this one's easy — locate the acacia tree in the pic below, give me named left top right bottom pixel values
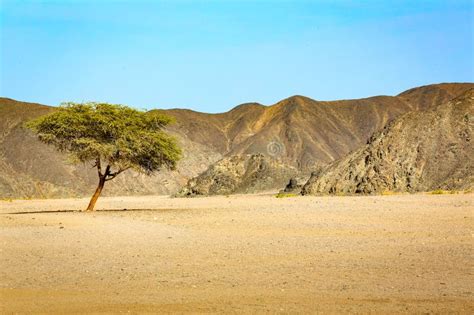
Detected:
left=27, top=102, right=181, bottom=211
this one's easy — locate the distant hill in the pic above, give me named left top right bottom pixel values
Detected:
left=162, top=83, right=473, bottom=169
left=302, top=88, right=474, bottom=195
left=0, top=82, right=472, bottom=198
left=174, top=83, right=474, bottom=195
left=178, top=154, right=299, bottom=196
left=0, top=98, right=221, bottom=198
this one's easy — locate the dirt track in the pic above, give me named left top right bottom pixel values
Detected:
left=1, top=193, right=473, bottom=314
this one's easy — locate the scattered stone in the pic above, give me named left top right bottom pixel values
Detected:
left=280, top=177, right=304, bottom=194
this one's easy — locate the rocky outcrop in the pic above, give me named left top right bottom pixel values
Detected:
left=178, top=154, right=298, bottom=196
left=0, top=98, right=221, bottom=198
left=302, top=89, right=474, bottom=195
left=1, top=83, right=473, bottom=198
left=283, top=178, right=301, bottom=193
left=279, top=176, right=313, bottom=195
left=162, top=83, right=474, bottom=172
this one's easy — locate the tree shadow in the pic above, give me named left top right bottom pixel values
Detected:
left=5, top=208, right=186, bottom=215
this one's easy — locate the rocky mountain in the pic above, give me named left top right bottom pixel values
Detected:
left=0, top=82, right=472, bottom=198
left=302, top=89, right=474, bottom=195
left=175, top=83, right=474, bottom=195
left=178, top=154, right=298, bottom=196
left=164, top=83, right=473, bottom=170
left=0, top=98, right=220, bottom=198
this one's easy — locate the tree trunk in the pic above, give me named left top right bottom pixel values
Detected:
left=86, top=176, right=106, bottom=211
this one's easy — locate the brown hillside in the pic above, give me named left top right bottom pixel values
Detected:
left=302, top=89, right=474, bottom=195
left=0, top=99, right=220, bottom=198
left=397, top=82, right=474, bottom=110
left=178, top=154, right=298, bottom=196
left=164, top=83, right=474, bottom=172
left=0, top=82, right=472, bottom=198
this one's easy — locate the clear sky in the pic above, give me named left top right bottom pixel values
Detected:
left=1, top=0, right=473, bottom=113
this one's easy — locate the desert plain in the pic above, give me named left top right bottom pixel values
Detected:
left=1, top=193, right=473, bottom=314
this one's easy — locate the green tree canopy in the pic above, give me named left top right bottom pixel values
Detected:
left=27, top=102, right=181, bottom=211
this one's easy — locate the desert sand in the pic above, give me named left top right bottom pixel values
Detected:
left=1, top=193, right=473, bottom=314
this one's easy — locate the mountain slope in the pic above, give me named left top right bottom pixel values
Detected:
left=0, top=98, right=221, bottom=198
left=178, top=154, right=298, bottom=196
left=0, top=82, right=472, bottom=198
left=302, top=89, right=474, bottom=195
left=164, top=83, right=474, bottom=171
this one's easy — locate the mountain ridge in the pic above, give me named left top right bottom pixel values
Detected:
left=302, top=88, right=474, bottom=195
left=1, top=82, right=473, bottom=198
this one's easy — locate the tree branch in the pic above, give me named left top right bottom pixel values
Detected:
left=105, top=166, right=130, bottom=181
left=95, top=157, right=103, bottom=177
left=104, top=165, right=111, bottom=177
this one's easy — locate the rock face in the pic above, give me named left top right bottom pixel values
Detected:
left=178, top=154, right=298, bottom=196
left=1, top=82, right=473, bottom=198
left=284, top=178, right=300, bottom=192
left=164, top=83, right=474, bottom=171
left=0, top=98, right=221, bottom=198
left=302, top=89, right=474, bottom=195
left=279, top=176, right=311, bottom=195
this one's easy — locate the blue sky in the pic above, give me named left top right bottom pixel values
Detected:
left=1, top=0, right=473, bottom=112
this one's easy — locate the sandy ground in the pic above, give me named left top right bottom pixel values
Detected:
left=0, top=193, right=473, bottom=314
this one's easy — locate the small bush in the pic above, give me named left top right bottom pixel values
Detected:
left=275, top=193, right=298, bottom=198
left=430, top=189, right=446, bottom=195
